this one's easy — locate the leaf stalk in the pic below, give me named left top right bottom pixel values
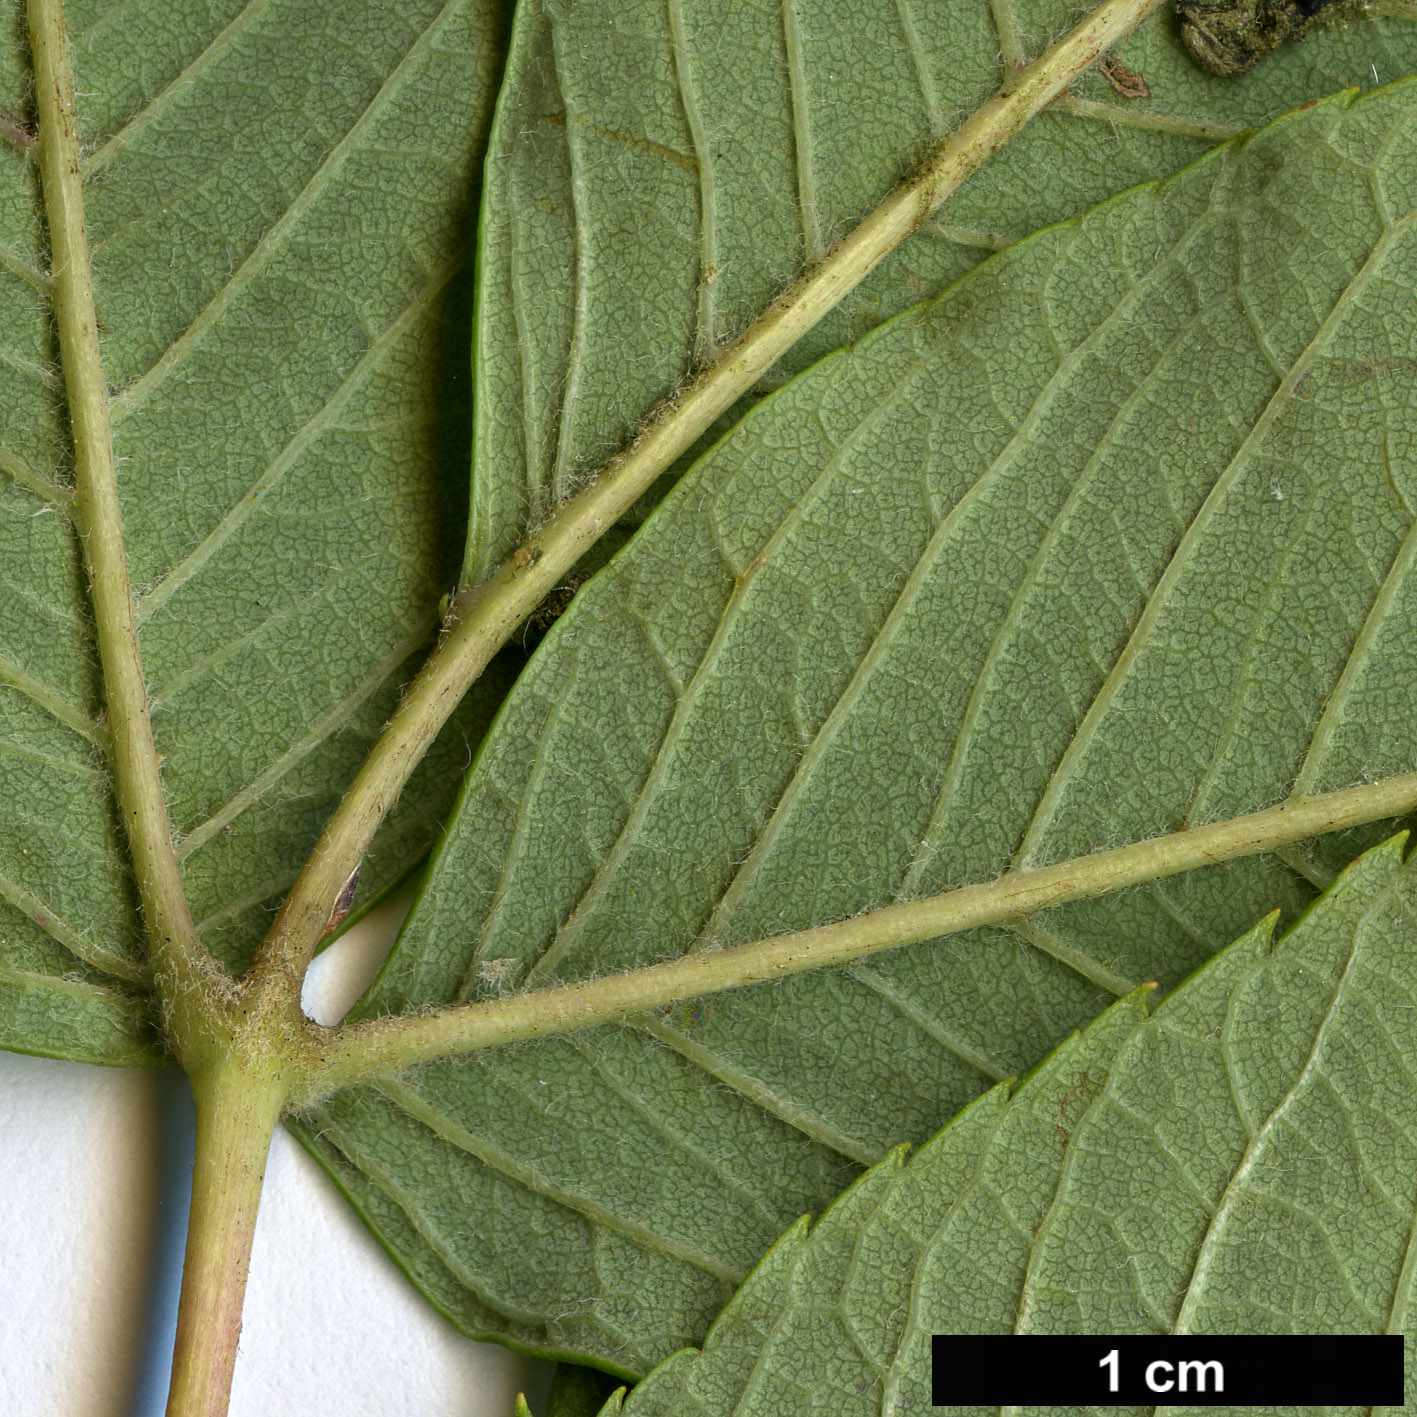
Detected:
left=164, top=1055, right=287, bottom=1417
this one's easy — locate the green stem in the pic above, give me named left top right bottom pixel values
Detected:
left=27, top=0, right=230, bottom=1042
left=165, top=1058, right=287, bottom=1417
left=309, top=772, right=1417, bottom=1092
left=248, top=0, right=1166, bottom=1010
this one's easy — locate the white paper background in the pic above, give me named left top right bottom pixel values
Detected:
left=0, top=895, right=552, bottom=1416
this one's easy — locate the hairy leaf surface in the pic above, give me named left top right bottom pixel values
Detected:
left=295, top=84, right=1417, bottom=1374
left=0, top=0, right=513, bottom=1059
left=467, top=0, right=1417, bottom=577
left=601, top=834, right=1417, bottom=1414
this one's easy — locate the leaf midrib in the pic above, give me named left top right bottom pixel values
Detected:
left=488, top=0, right=1258, bottom=543
left=329, top=774, right=1417, bottom=1089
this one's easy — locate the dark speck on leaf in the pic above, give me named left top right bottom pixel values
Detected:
left=524, top=575, right=586, bottom=645
left=1178, top=0, right=1350, bottom=75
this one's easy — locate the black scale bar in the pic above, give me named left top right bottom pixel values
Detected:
left=932, top=1334, right=1404, bottom=1407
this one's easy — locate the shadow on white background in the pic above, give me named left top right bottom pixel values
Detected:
left=0, top=890, right=552, bottom=1416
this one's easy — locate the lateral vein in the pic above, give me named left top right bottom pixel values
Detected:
left=522, top=353, right=931, bottom=990
left=1293, top=501, right=1417, bottom=796
left=639, top=1015, right=884, bottom=1167
left=0, top=652, right=102, bottom=742
left=375, top=1076, right=747, bottom=1286
left=136, top=257, right=459, bottom=623
left=0, top=444, right=72, bottom=505
left=175, top=617, right=435, bottom=859
left=667, top=0, right=721, bottom=357
left=781, top=0, right=824, bottom=259
left=107, top=0, right=462, bottom=424
left=80, top=0, right=276, bottom=178
left=0, top=867, right=149, bottom=984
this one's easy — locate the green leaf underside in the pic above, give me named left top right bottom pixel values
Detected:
left=293, top=84, right=1417, bottom=1374
left=0, top=0, right=515, bottom=1056
left=466, top=0, right=1417, bottom=580
left=599, top=834, right=1417, bottom=1416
